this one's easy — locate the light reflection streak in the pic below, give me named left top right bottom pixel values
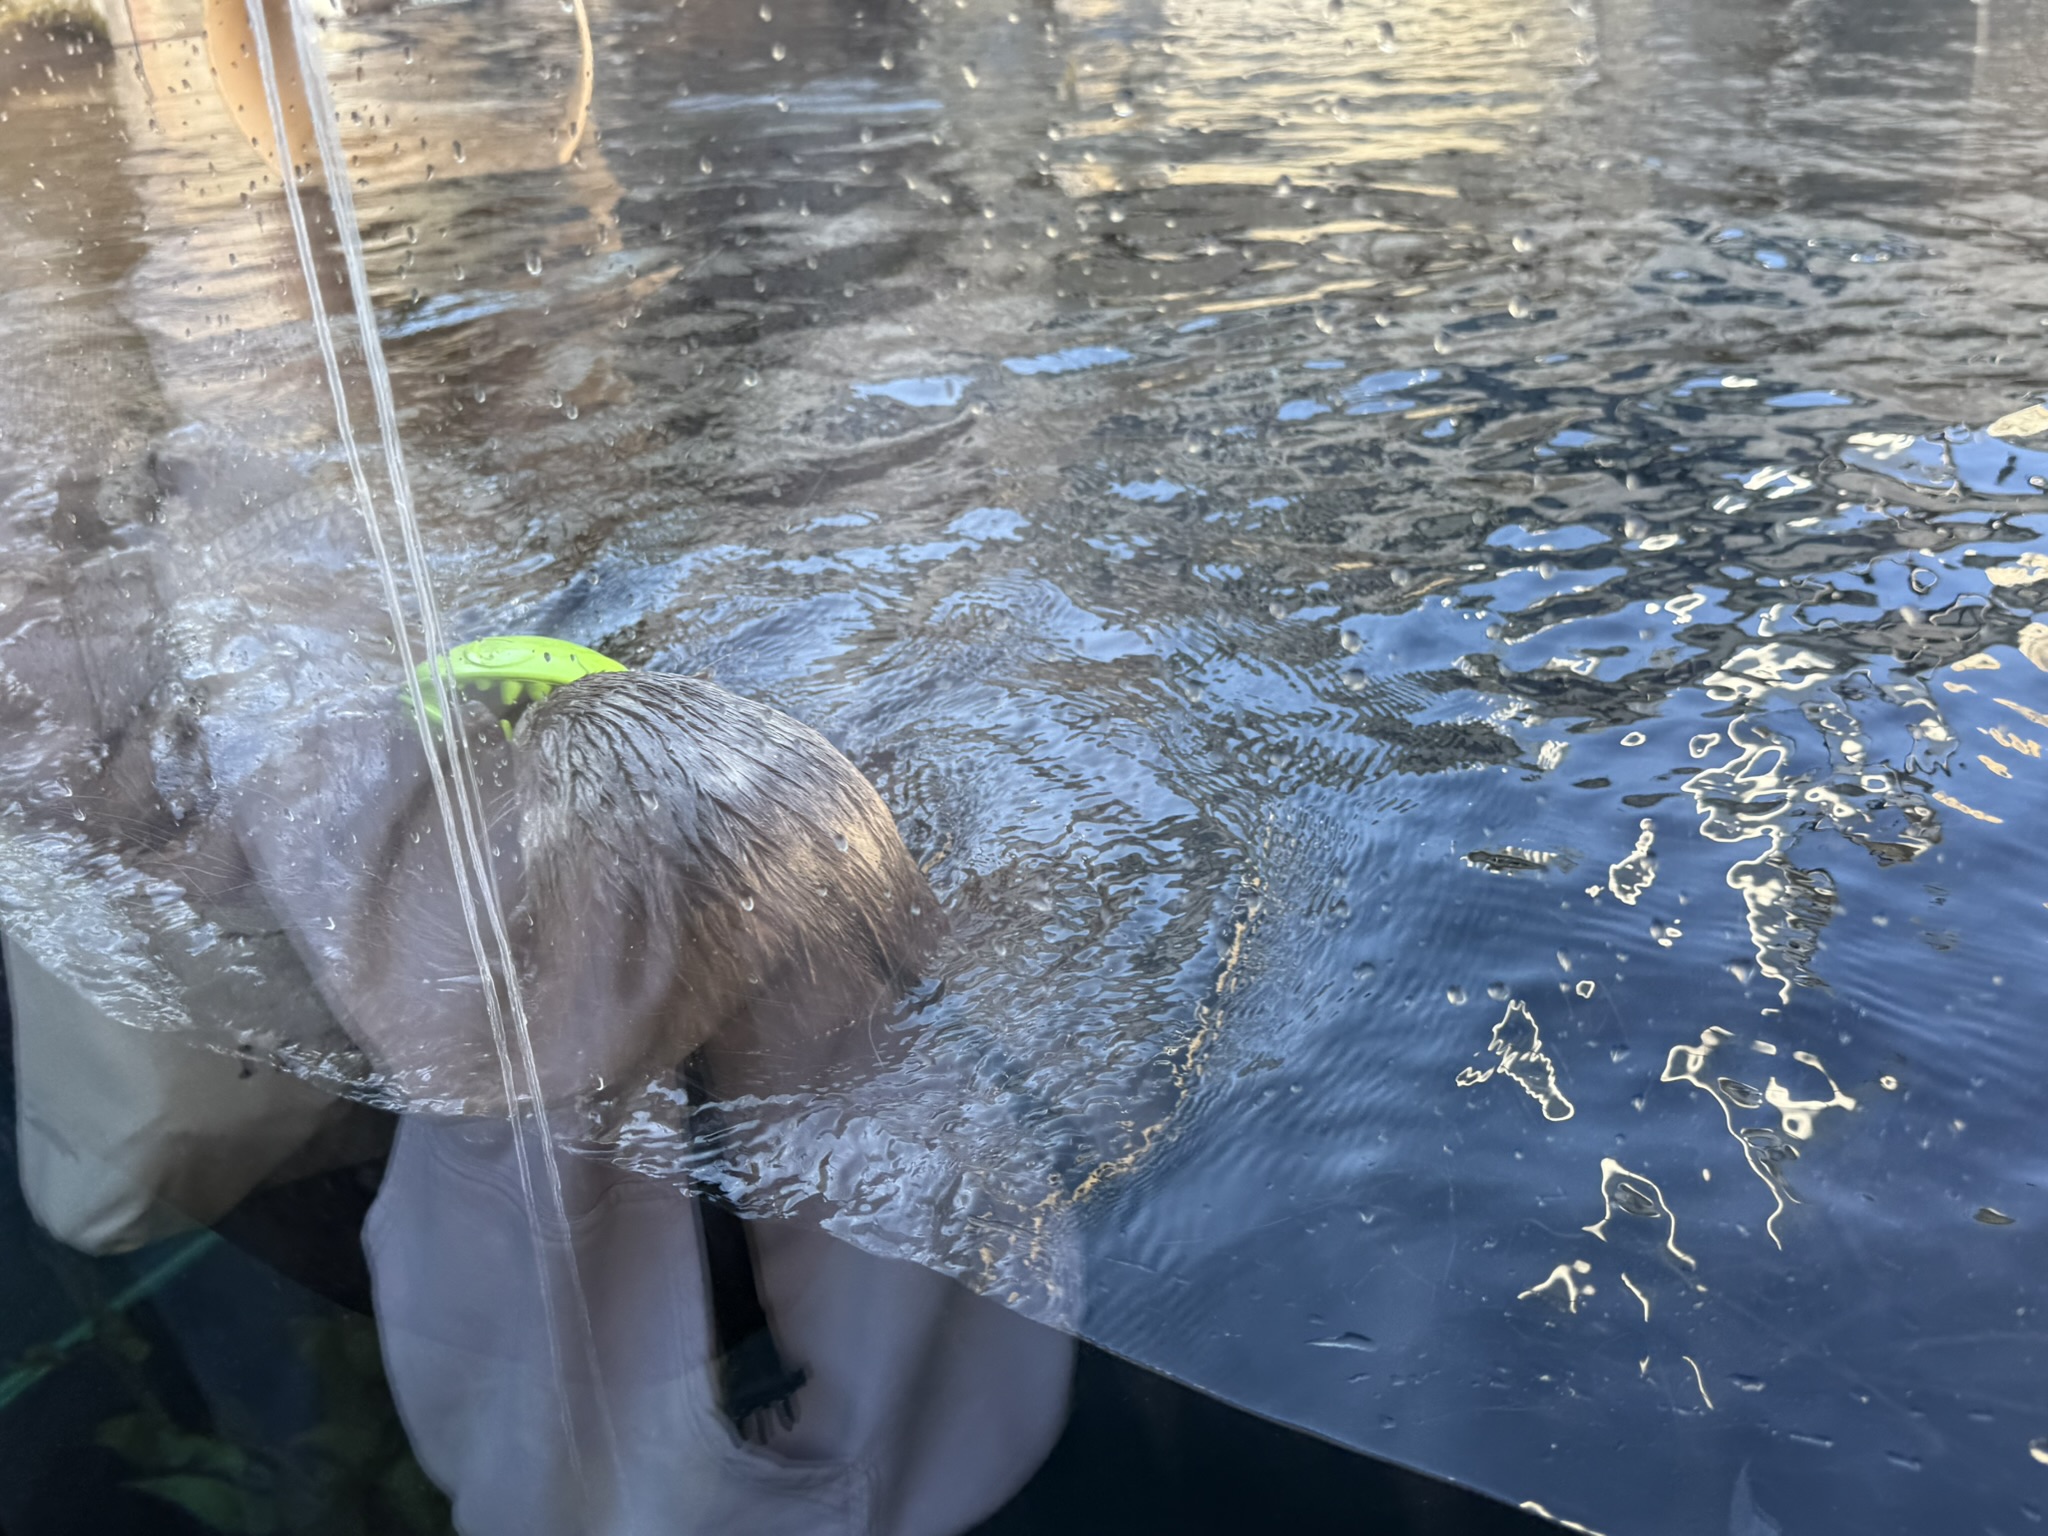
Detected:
left=1582, top=1157, right=1696, bottom=1269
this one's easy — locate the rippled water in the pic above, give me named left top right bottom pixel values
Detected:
left=5, top=0, right=2048, bottom=1530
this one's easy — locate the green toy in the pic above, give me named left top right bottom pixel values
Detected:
left=411, top=635, right=626, bottom=738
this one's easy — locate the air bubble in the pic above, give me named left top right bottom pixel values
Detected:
left=739, top=895, right=755, bottom=912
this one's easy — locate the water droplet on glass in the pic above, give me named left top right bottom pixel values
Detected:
left=879, top=48, right=895, bottom=68
left=1446, top=985, right=1467, bottom=1005
left=1339, top=629, right=1364, bottom=654
left=1487, top=981, right=1509, bottom=1001
left=1376, top=19, right=1396, bottom=50
left=547, top=388, right=564, bottom=409
left=742, top=368, right=761, bottom=387
left=739, top=895, right=755, bottom=912
left=1353, top=961, right=1377, bottom=981
left=771, top=41, right=786, bottom=60
left=2029, top=1437, right=2048, bottom=1464
left=833, top=832, right=849, bottom=852
left=451, top=139, right=466, bottom=163
left=1273, top=174, right=1294, bottom=197
left=1509, top=21, right=1528, bottom=44
left=525, top=250, right=544, bottom=276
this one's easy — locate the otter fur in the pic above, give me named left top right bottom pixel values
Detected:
left=217, top=665, right=938, bottom=1117
left=509, top=669, right=944, bottom=1103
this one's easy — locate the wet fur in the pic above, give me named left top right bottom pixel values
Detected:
left=510, top=670, right=942, bottom=1098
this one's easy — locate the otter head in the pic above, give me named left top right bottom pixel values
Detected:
left=508, top=670, right=943, bottom=1104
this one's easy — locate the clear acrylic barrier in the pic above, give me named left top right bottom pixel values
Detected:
left=3, top=0, right=2047, bottom=1530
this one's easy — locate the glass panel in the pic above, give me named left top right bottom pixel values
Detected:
left=5, top=0, right=2046, bottom=1531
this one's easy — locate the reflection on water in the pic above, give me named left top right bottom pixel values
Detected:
left=4, top=0, right=2048, bottom=1529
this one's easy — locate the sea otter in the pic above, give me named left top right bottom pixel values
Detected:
left=343, top=662, right=1072, bottom=1536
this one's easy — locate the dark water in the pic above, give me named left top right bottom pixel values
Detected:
left=4, top=0, right=2048, bottom=1531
